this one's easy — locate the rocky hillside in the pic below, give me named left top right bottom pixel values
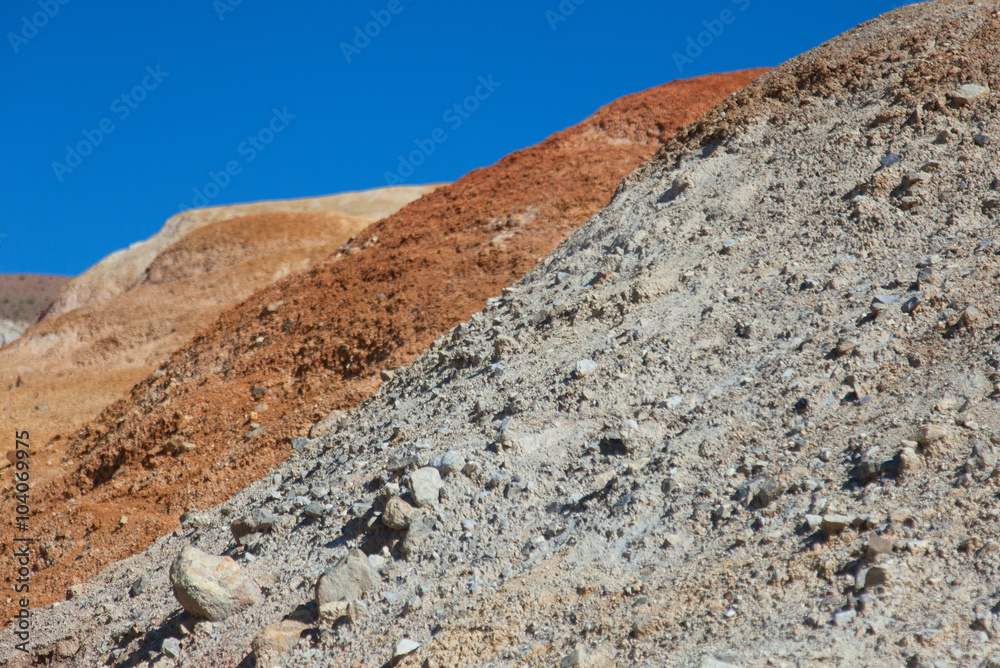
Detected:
left=0, top=274, right=70, bottom=344
left=4, top=1, right=998, bottom=665
left=39, top=189, right=437, bottom=321
left=0, top=70, right=766, bottom=626
left=0, top=187, right=438, bottom=480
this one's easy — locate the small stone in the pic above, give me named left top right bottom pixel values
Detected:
left=400, top=517, right=435, bottom=557
left=751, top=476, right=787, bottom=509
left=834, top=338, right=856, bottom=357
left=575, top=359, right=598, bottom=378
left=161, top=638, right=182, bottom=659
left=231, top=508, right=278, bottom=542
left=54, top=639, right=80, bottom=658
left=129, top=574, right=151, bottom=598
left=804, top=514, right=823, bottom=531
left=319, top=600, right=366, bottom=626
left=380, top=369, right=395, bottom=382
left=697, top=658, right=736, bottom=668
left=864, top=565, right=893, bottom=588
left=308, top=411, right=345, bottom=439
left=291, top=437, right=310, bottom=452
left=949, top=83, right=989, bottom=106
left=315, top=549, right=381, bottom=607
left=974, top=134, right=992, bottom=146
left=302, top=502, right=326, bottom=519
left=392, top=638, right=421, bottom=665
left=902, top=295, right=923, bottom=314
left=382, top=496, right=419, bottom=531
left=880, top=154, right=901, bottom=166
left=169, top=547, right=262, bottom=621
left=252, top=620, right=308, bottom=668
left=916, top=424, right=949, bottom=446
left=428, top=451, right=465, bottom=476
left=917, top=267, right=939, bottom=286
left=721, top=239, right=740, bottom=255
left=833, top=609, right=856, bottom=626
left=960, top=307, right=981, bottom=328
left=409, top=467, right=443, bottom=508
left=560, top=647, right=588, bottom=667
left=865, top=536, right=894, bottom=560
left=899, top=446, right=922, bottom=473
left=821, top=514, right=853, bottom=535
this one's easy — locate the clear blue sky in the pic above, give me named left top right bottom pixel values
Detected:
left=1, top=0, right=907, bottom=276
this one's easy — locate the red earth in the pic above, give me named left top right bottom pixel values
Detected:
left=0, top=70, right=767, bottom=619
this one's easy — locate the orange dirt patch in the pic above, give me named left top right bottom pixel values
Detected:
left=0, top=70, right=767, bottom=618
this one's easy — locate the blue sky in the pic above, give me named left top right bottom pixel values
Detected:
left=2, top=0, right=908, bottom=276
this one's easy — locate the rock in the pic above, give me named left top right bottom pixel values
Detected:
left=315, top=548, right=380, bottom=607
left=560, top=647, right=588, bottom=667
left=308, top=410, right=345, bottom=439
left=862, top=565, right=892, bottom=588
left=319, top=600, right=366, bottom=626
left=575, top=359, right=598, bottom=378
left=54, top=638, right=80, bottom=658
left=902, top=295, right=923, bottom=314
left=161, top=637, right=182, bottom=659
left=169, top=547, right=262, bottom=621
left=382, top=496, right=419, bottom=531
left=380, top=369, right=395, bottom=382
left=899, top=446, right=922, bottom=473
left=291, top=436, right=310, bottom=452
left=804, top=514, right=823, bottom=531
left=231, top=508, right=278, bottom=542
left=400, top=517, right=435, bottom=557
left=949, top=83, right=989, bottom=106
left=302, top=502, right=326, bottom=519
left=865, top=536, right=894, bottom=560
left=392, top=638, right=421, bottom=665
left=721, top=239, right=740, bottom=255
left=821, top=514, right=853, bottom=535
left=409, top=467, right=443, bottom=508
left=750, top=476, right=787, bottom=509
left=252, top=620, right=309, bottom=667
left=916, top=424, right=948, bottom=448
left=428, top=451, right=465, bottom=476
left=833, top=609, right=856, bottom=626
left=960, top=307, right=981, bottom=328
left=129, top=574, right=151, bottom=598
left=834, top=338, right=856, bottom=357
left=66, top=584, right=85, bottom=600
left=697, top=658, right=736, bottom=668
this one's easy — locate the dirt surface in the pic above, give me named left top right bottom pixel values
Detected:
left=4, top=2, right=999, bottom=666
left=0, top=70, right=765, bottom=627
left=0, top=188, right=438, bottom=459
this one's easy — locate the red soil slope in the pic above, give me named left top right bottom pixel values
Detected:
left=0, top=70, right=767, bottom=617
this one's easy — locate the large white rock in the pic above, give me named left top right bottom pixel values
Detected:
left=169, top=546, right=262, bottom=621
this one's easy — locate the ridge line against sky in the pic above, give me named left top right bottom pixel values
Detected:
left=2, top=0, right=909, bottom=275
